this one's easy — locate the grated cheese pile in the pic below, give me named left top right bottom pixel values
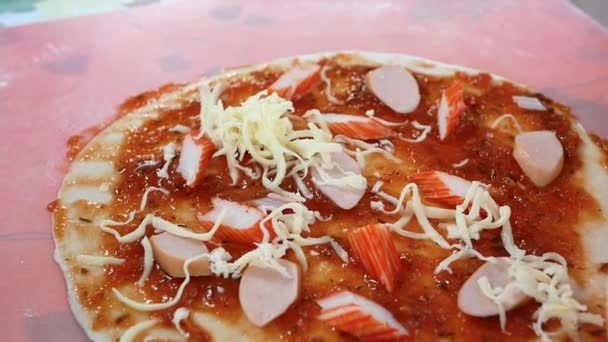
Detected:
left=198, top=85, right=343, bottom=201
left=370, top=181, right=603, bottom=340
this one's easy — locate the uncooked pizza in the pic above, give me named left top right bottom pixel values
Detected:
left=52, top=52, right=608, bottom=341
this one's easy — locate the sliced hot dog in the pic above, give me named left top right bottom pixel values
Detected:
left=239, top=259, right=301, bottom=327
left=311, top=151, right=367, bottom=210
left=513, top=130, right=564, bottom=187
left=458, top=257, right=528, bottom=317
left=365, top=65, right=420, bottom=114
left=149, top=232, right=211, bottom=278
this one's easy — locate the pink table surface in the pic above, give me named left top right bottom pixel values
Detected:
left=1, top=0, right=607, bottom=340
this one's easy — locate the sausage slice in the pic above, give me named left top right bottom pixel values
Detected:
left=149, top=232, right=211, bottom=278
left=458, top=257, right=528, bottom=317
left=311, top=151, right=366, bottom=209
left=513, top=130, right=564, bottom=187
left=365, top=65, right=421, bottom=114
left=239, top=259, right=301, bottom=327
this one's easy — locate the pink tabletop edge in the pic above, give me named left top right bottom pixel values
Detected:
left=0, top=0, right=607, bottom=340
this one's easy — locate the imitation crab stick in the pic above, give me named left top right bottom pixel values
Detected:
left=149, top=232, right=211, bottom=278
left=239, top=259, right=301, bottom=327
left=513, top=130, right=564, bottom=187
left=268, top=65, right=321, bottom=100
left=365, top=65, right=421, bottom=114
left=313, top=113, right=396, bottom=140
left=176, top=131, right=216, bottom=187
left=437, top=80, right=467, bottom=140
left=348, top=224, right=403, bottom=292
left=197, top=198, right=273, bottom=245
left=316, top=290, right=410, bottom=341
left=411, top=170, right=472, bottom=207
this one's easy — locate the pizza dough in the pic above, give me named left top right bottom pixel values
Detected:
left=52, top=52, right=608, bottom=341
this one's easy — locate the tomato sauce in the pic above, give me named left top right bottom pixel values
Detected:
left=74, top=60, right=605, bottom=341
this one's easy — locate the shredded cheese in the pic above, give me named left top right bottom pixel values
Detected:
left=168, top=124, right=191, bottom=134
left=137, top=236, right=153, bottom=286
left=114, top=254, right=210, bottom=311
left=208, top=202, right=349, bottom=276
left=139, top=186, right=169, bottom=211
left=364, top=109, right=407, bottom=127
left=135, top=159, right=159, bottom=170
left=370, top=180, right=603, bottom=339
left=333, top=134, right=400, bottom=168
left=452, top=158, right=469, bottom=168
left=293, top=173, right=313, bottom=199
left=398, top=120, right=431, bottom=143
left=76, top=255, right=125, bottom=266
left=156, top=142, right=177, bottom=179
left=490, top=113, right=522, bottom=133
left=479, top=253, right=603, bottom=341
left=198, top=85, right=342, bottom=201
left=172, top=307, right=190, bottom=336
left=320, top=65, right=344, bottom=104
left=119, top=319, right=157, bottom=342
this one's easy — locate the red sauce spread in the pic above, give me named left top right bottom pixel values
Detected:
left=66, top=60, right=604, bottom=340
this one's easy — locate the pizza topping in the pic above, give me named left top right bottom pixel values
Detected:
left=176, top=132, right=215, bottom=187
left=452, top=158, right=469, bottom=168
left=239, top=259, right=301, bottom=327
left=252, top=193, right=293, bottom=211
left=139, top=186, right=169, bottom=211
left=156, top=142, right=177, bottom=179
left=316, top=290, right=409, bottom=340
left=347, top=224, right=403, bottom=292
left=411, top=170, right=472, bottom=206
left=320, top=65, right=344, bottom=105
left=372, top=180, right=604, bottom=339
left=197, top=198, right=272, bottom=245
left=311, top=113, right=396, bottom=140
left=513, top=130, right=564, bottom=187
left=398, top=120, right=432, bottom=143
left=168, top=124, right=191, bottom=134
left=293, top=172, right=314, bottom=199
left=513, top=95, right=547, bottom=111
left=149, top=232, right=211, bottom=278
left=199, top=85, right=342, bottom=201
left=333, top=134, right=400, bottom=168
left=365, top=65, right=420, bottom=114
left=135, top=159, right=159, bottom=170
left=482, top=254, right=604, bottom=339
left=268, top=65, right=320, bottom=100
left=304, top=109, right=400, bottom=168
left=172, top=307, right=190, bottom=336
left=119, top=320, right=157, bottom=342
left=458, top=257, right=529, bottom=318
left=437, top=80, right=467, bottom=140
left=76, top=255, right=125, bottom=266
left=136, top=236, right=154, bottom=286
left=490, top=113, right=522, bottom=133
left=311, top=151, right=367, bottom=209
left=364, top=109, right=408, bottom=127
